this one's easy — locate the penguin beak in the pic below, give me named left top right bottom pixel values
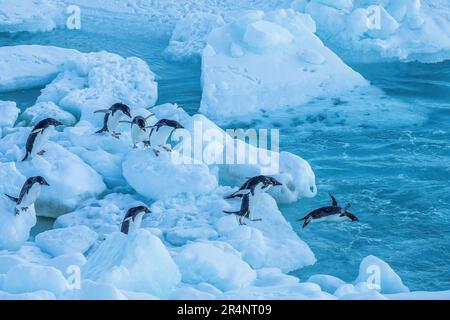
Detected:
left=54, top=120, right=63, bottom=127
left=42, top=180, right=50, bottom=186
left=144, top=208, right=151, bottom=214
left=125, top=110, right=132, bottom=118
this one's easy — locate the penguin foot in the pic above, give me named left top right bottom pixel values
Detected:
left=161, top=146, right=172, bottom=152
left=143, top=141, right=150, bottom=148
left=153, top=149, right=160, bottom=157
left=14, top=208, right=20, bottom=216
left=133, top=144, right=137, bottom=149
left=21, top=207, right=29, bottom=212
left=112, top=132, right=121, bottom=139
left=37, top=150, right=46, bottom=156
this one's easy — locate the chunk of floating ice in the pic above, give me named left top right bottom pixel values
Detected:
left=83, top=229, right=181, bottom=298
left=307, top=274, right=346, bottom=294
left=0, top=0, right=65, bottom=34
left=35, top=225, right=98, bottom=257
left=0, top=101, right=20, bottom=135
left=20, top=101, right=77, bottom=127
left=354, top=255, right=409, bottom=294
left=200, top=9, right=367, bottom=120
left=174, top=241, right=257, bottom=291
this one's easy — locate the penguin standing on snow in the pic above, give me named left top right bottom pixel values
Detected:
left=223, top=175, right=283, bottom=225
left=224, top=175, right=282, bottom=199
left=22, top=118, right=63, bottom=161
left=4, top=176, right=50, bottom=215
left=120, top=114, right=155, bottom=148
left=94, top=103, right=132, bottom=138
left=147, top=119, right=184, bottom=156
left=297, top=193, right=358, bottom=228
left=120, top=206, right=151, bottom=235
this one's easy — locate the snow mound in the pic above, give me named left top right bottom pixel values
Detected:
left=354, top=255, right=409, bottom=294
left=294, top=0, right=450, bottom=62
left=3, top=264, right=67, bottom=297
left=35, top=225, right=98, bottom=256
left=174, top=241, right=257, bottom=291
left=123, top=149, right=218, bottom=200
left=0, top=163, right=37, bottom=251
left=83, top=229, right=181, bottom=298
left=164, top=12, right=225, bottom=61
left=0, top=101, right=19, bottom=137
left=199, top=8, right=368, bottom=121
left=307, top=274, right=346, bottom=294
left=17, top=142, right=106, bottom=217
left=0, top=0, right=65, bottom=34
left=20, top=101, right=77, bottom=127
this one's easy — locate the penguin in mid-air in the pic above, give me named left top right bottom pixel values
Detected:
left=120, top=206, right=151, bottom=235
left=297, top=193, right=358, bottom=228
left=224, top=175, right=282, bottom=199
left=22, top=118, right=63, bottom=161
left=223, top=175, right=282, bottom=225
left=120, top=114, right=155, bottom=148
left=223, top=193, right=262, bottom=225
left=147, top=119, right=184, bottom=156
left=94, top=103, right=132, bottom=138
left=4, top=176, right=50, bottom=215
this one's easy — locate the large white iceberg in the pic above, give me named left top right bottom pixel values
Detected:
left=0, top=0, right=65, bottom=34
left=199, top=9, right=368, bottom=121
left=293, top=0, right=450, bottom=62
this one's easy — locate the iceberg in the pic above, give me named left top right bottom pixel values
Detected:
left=199, top=9, right=368, bottom=121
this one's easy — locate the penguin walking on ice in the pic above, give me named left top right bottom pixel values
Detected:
left=224, top=175, right=282, bottom=199
left=147, top=119, right=184, bottom=156
left=223, top=175, right=283, bottom=225
left=4, top=176, right=50, bottom=215
left=120, top=206, right=151, bottom=235
left=297, top=193, right=358, bottom=228
left=22, top=118, right=63, bottom=161
left=120, top=114, right=155, bottom=148
left=94, top=103, right=132, bottom=138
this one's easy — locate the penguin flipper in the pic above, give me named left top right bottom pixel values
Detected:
left=95, top=127, right=109, bottom=134
left=302, top=216, right=312, bottom=228
left=94, top=109, right=111, bottom=114
left=4, top=194, right=19, bottom=204
left=329, top=193, right=338, bottom=206
left=21, top=152, right=30, bottom=162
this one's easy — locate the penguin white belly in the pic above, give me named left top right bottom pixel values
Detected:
left=19, top=184, right=41, bottom=207
left=150, top=126, right=173, bottom=147
left=109, top=112, right=124, bottom=132
left=131, top=126, right=148, bottom=145
left=129, top=212, right=145, bottom=234
left=315, top=215, right=347, bottom=223
left=253, top=182, right=266, bottom=195
left=31, top=128, right=52, bottom=155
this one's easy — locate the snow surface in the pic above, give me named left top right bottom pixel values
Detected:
left=199, top=9, right=368, bottom=121
left=0, top=0, right=65, bottom=34
left=293, top=0, right=450, bottom=62
left=0, top=101, right=19, bottom=138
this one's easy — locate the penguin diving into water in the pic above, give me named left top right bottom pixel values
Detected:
left=94, top=103, right=132, bottom=138
left=224, top=175, right=283, bottom=199
left=297, top=193, right=358, bottom=228
left=22, top=118, right=63, bottom=161
left=120, top=206, right=151, bottom=235
left=223, top=175, right=283, bottom=225
left=120, top=114, right=155, bottom=148
left=4, top=176, right=50, bottom=216
left=147, top=119, right=184, bottom=156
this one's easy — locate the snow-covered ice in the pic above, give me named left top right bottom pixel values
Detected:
left=199, top=9, right=368, bottom=120
left=0, top=0, right=65, bottom=34
left=293, top=0, right=450, bottom=62
left=0, top=101, right=19, bottom=138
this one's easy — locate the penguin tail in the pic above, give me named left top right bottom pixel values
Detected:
left=297, top=216, right=307, bottom=221
left=93, top=109, right=111, bottom=114
left=4, top=194, right=19, bottom=204
left=223, top=193, right=243, bottom=200
left=21, top=152, right=29, bottom=162
left=223, top=210, right=239, bottom=215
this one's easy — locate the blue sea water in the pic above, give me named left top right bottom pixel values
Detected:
left=1, top=12, right=449, bottom=291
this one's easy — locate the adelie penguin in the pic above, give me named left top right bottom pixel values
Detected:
left=147, top=119, right=184, bottom=156
left=120, top=114, right=155, bottom=148
left=94, top=103, right=132, bottom=138
left=120, top=206, right=151, bottom=235
left=223, top=175, right=282, bottom=225
left=4, top=176, right=50, bottom=216
left=22, top=118, right=63, bottom=161
left=224, top=175, right=282, bottom=199
left=297, top=193, right=358, bottom=228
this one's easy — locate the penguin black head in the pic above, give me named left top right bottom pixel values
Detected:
left=38, top=118, right=63, bottom=129
left=131, top=205, right=151, bottom=215
left=29, top=176, right=50, bottom=186
left=266, top=176, right=282, bottom=186
left=133, top=116, right=147, bottom=130
left=112, top=103, right=132, bottom=118
left=340, top=203, right=358, bottom=221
